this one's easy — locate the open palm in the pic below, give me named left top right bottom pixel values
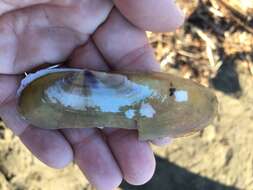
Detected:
left=0, top=1, right=184, bottom=189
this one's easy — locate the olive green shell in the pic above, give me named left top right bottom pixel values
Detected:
left=18, top=68, right=218, bottom=140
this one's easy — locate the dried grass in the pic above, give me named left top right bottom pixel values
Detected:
left=148, top=0, right=253, bottom=88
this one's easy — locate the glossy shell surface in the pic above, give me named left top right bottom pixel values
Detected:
left=18, top=68, right=218, bottom=140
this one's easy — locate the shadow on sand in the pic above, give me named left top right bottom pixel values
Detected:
left=120, top=155, right=238, bottom=190
left=181, top=0, right=249, bottom=97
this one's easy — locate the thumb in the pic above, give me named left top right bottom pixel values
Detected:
left=113, top=0, right=184, bottom=32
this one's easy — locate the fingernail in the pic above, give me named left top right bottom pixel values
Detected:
left=151, top=137, right=173, bottom=146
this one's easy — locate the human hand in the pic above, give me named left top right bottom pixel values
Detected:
left=0, top=1, right=184, bottom=189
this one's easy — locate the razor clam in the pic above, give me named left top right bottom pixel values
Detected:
left=17, top=68, right=218, bottom=140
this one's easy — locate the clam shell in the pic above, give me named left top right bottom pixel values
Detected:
left=17, top=68, right=218, bottom=140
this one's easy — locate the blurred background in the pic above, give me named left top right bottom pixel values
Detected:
left=0, top=0, right=252, bottom=189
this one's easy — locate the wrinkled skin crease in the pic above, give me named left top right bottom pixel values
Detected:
left=0, top=1, right=185, bottom=189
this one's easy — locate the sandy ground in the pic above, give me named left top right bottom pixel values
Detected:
left=0, top=0, right=253, bottom=190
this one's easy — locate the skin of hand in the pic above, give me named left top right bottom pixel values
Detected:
left=0, top=1, right=184, bottom=189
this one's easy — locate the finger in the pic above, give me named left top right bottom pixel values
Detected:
left=62, top=128, right=122, bottom=190
left=68, top=40, right=109, bottom=71
left=67, top=44, right=122, bottom=189
left=93, top=9, right=160, bottom=72
left=20, top=126, right=73, bottom=168
left=151, top=137, right=173, bottom=146
left=94, top=10, right=157, bottom=184
left=0, top=76, right=73, bottom=168
left=113, top=0, right=184, bottom=32
left=104, top=129, right=155, bottom=185
left=0, top=0, right=112, bottom=74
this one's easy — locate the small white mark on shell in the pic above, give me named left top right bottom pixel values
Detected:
left=174, top=90, right=188, bottom=102
left=161, top=95, right=168, bottom=103
left=46, top=83, right=87, bottom=110
left=139, top=103, right=156, bottom=118
left=125, top=109, right=135, bottom=119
